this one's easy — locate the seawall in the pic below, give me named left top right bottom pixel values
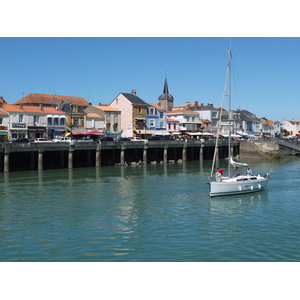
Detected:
left=240, top=140, right=282, bottom=159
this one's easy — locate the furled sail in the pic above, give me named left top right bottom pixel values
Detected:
left=230, top=157, right=249, bottom=168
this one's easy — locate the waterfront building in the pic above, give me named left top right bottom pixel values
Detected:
left=273, top=121, right=284, bottom=138
left=166, top=118, right=180, bottom=134
left=158, top=77, right=174, bottom=112
left=280, top=120, right=300, bottom=137
left=0, top=99, right=9, bottom=141
left=146, top=103, right=169, bottom=135
left=230, top=109, right=261, bottom=137
left=14, top=93, right=90, bottom=138
left=0, top=98, right=66, bottom=139
left=166, top=109, right=202, bottom=133
left=58, top=103, right=86, bottom=136
left=173, top=102, right=220, bottom=133
left=84, top=105, right=121, bottom=139
left=110, top=90, right=148, bottom=137
left=259, top=118, right=276, bottom=138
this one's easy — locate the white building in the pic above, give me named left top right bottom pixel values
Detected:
left=166, top=109, right=201, bottom=132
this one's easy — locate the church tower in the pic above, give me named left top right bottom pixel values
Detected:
left=158, top=77, right=174, bottom=112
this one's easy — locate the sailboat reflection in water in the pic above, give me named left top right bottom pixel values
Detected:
left=208, top=47, right=271, bottom=197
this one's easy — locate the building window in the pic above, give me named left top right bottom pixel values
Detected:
left=19, top=114, right=24, bottom=122
left=47, top=117, right=52, bottom=126
left=73, top=117, right=79, bottom=127
left=160, top=121, right=164, bottom=129
left=114, top=113, right=118, bottom=123
left=150, top=119, right=155, bottom=127
left=105, top=112, right=110, bottom=122
left=160, top=112, right=164, bottom=118
left=149, top=107, right=155, bottom=115
left=212, top=111, right=218, bottom=118
left=54, top=118, right=59, bottom=126
left=34, top=116, right=39, bottom=125
left=60, top=118, right=65, bottom=126
left=0, top=118, right=2, bottom=125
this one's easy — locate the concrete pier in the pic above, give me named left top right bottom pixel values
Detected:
left=0, top=139, right=240, bottom=172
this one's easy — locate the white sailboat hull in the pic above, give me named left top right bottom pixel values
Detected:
left=209, top=175, right=269, bottom=197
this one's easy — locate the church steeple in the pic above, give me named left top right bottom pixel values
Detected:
left=158, top=76, right=174, bottom=112
left=163, top=77, right=169, bottom=95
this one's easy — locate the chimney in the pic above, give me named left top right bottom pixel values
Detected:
left=40, top=104, right=44, bottom=111
left=19, top=104, right=23, bottom=110
left=200, top=103, right=204, bottom=110
left=131, top=89, right=136, bottom=95
left=194, top=101, right=198, bottom=110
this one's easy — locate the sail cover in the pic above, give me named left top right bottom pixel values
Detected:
left=230, top=157, right=249, bottom=168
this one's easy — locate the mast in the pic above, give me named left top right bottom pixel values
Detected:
left=227, top=47, right=232, bottom=177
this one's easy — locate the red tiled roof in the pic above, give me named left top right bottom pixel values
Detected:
left=22, top=106, right=64, bottom=114
left=1, top=103, right=64, bottom=114
left=14, top=93, right=89, bottom=106
left=167, top=118, right=179, bottom=122
left=92, top=105, right=120, bottom=112
left=1, top=104, right=24, bottom=112
left=0, top=110, right=8, bottom=115
left=262, top=120, right=276, bottom=126
left=86, top=113, right=103, bottom=118
left=148, top=103, right=166, bottom=110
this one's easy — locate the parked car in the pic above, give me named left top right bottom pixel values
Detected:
left=11, top=138, right=30, bottom=143
left=116, top=137, right=131, bottom=142
left=52, top=136, right=72, bottom=142
left=34, top=138, right=52, bottom=143
left=129, top=137, right=148, bottom=143
left=76, top=137, right=94, bottom=142
left=98, top=136, right=114, bottom=142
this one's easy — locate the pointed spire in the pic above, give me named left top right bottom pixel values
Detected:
left=163, top=77, right=169, bottom=95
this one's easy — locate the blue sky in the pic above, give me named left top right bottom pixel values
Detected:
left=0, top=37, right=299, bottom=121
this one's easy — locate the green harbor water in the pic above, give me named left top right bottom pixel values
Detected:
left=0, top=157, right=299, bottom=262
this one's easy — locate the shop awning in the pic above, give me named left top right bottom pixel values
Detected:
left=73, top=131, right=104, bottom=136
left=86, top=132, right=104, bottom=135
left=0, top=130, right=8, bottom=135
left=186, top=132, right=214, bottom=136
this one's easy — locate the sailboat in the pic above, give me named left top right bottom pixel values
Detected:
left=208, top=48, right=271, bottom=197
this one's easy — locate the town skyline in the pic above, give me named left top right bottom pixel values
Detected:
left=0, top=37, right=299, bottom=122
